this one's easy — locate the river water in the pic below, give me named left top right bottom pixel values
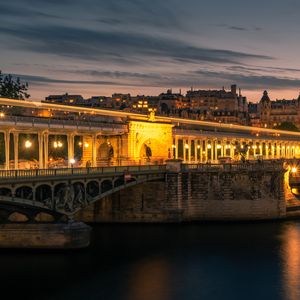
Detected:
left=2, top=221, right=300, bottom=300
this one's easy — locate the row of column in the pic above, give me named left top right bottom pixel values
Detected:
left=172, top=137, right=300, bottom=163
left=2, top=131, right=99, bottom=170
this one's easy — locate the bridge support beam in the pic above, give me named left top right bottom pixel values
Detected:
left=43, top=133, right=49, bottom=169
left=38, top=132, right=44, bottom=169
left=67, top=134, right=75, bottom=168
left=4, top=131, right=10, bottom=170
left=13, top=132, right=19, bottom=170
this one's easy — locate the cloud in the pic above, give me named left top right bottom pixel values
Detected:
left=216, top=24, right=263, bottom=32
left=228, top=26, right=247, bottom=31
left=0, top=24, right=273, bottom=66
left=194, top=69, right=300, bottom=89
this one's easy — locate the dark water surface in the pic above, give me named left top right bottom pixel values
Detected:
left=1, top=221, right=300, bottom=300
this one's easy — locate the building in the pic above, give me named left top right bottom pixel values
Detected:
left=43, top=84, right=249, bottom=125
left=185, top=85, right=248, bottom=123
left=44, top=93, right=84, bottom=105
left=258, top=90, right=300, bottom=129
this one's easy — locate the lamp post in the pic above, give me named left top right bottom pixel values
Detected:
left=70, top=158, right=75, bottom=172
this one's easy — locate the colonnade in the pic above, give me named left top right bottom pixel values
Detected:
left=1, top=130, right=300, bottom=169
left=172, top=136, right=300, bottom=163
left=1, top=130, right=100, bottom=170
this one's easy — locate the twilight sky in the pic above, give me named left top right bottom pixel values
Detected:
left=1, top=0, right=300, bottom=102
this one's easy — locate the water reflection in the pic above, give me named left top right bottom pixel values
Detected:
left=126, top=257, right=171, bottom=300
left=281, top=223, right=300, bottom=300
left=3, top=223, right=300, bottom=299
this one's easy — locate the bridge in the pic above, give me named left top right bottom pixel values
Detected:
left=0, top=98, right=300, bottom=248
left=0, top=97, right=300, bottom=171
left=0, top=159, right=298, bottom=220
left=0, top=165, right=165, bottom=222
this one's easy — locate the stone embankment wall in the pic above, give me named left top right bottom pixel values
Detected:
left=77, top=162, right=289, bottom=222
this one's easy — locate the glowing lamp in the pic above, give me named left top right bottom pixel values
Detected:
left=25, top=140, right=32, bottom=148
left=292, top=167, right=297, bottom=174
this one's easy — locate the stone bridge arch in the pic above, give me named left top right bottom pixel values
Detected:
left=128, top=120, right=173, bottom=163
left=15, top=186, right=33, bottom=200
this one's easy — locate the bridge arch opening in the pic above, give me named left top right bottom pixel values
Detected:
left=36, top=185, right=52, bottom=204
left=139, top=138, right=165, bottom=164
left=101, top=180, right=113, bottom=193
left=15, top=186, right=33, bottom=200
left=98, top=142, right=114, bottom=166
left=18, top=134, right=39, bottom=169
left=87, top=181, right=99, bottom=198
left=0, top=188, right=12, bottom=197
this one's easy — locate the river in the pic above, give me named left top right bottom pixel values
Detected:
left=1, top=221, right=300, bottom=300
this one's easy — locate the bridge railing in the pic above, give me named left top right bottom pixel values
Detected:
left=0, top=165, right=167, bottom=179
left=182, top=161, right=284, bottom=172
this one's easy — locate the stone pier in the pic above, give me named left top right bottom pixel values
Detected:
left=0, top=221, right=91, bottom=249
left=77, top=160, right=291, bottom=223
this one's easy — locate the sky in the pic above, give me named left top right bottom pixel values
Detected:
left=1, top=0, right=300, bottom=102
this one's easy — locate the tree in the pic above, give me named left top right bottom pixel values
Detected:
left=0, top=71, right=30, bottom=100
left=275, top=122, right=299, bottom=132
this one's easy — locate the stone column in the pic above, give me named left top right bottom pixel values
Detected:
left=4, top=130, right=10, bottom=170
left=92, top=134, right=97, bottom=167
left=43, top=133, right=49, bottom=169
left=183, top=139, right=187, bottom=163
left=266, top=142, right=269, bottom=160
left=197, top=140, right=201, bottom=162
left=221, top=140, right=225, bottom=157
left=38, top=131, right=44, bottom=169
left=67, top=133, right=75, bottom=168
left=214, top=140, right=218, bottom=162
left=175, top=136, right=178, bottom=159
left=202, top=139, right=206, bottom=163
left=188, top=138, right=192, bottom=163
left=116, top=135, right=121, bottom=166
left=259, top=142, right=262, bottom=156
left=13, top=132, right=19, bottom=170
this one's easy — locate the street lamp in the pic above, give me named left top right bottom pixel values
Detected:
left=25, top=140, right=32, bottom=149
left=70, top=158, right=75, bottom=168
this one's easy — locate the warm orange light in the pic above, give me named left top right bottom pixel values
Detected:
left=25, top=140, right=32, bottom=148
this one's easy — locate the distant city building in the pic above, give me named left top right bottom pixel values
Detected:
left=258, top=90, right=300, bottom=128
left=44, top=93, right=84, bottom=105
left=41, top=85, right=300, bottom=128
left=184, top=84, right=248, bottom=124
